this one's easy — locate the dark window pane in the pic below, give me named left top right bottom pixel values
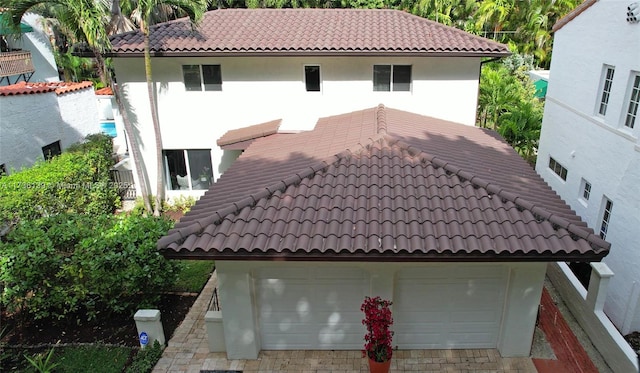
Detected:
left=373, top=65, right=391, bottom=91
left=182, top=65, right=202, bottom=91
left=202, top=65, right=222, bottom=91
left=188, top=150, right=213, bottom=190
left=0, top=163, right=6, bottom=177
left=164, top=150, right=188, bottom=190
left=305, top=65, right=321, bottom=92
left=42, top=140, right=61, bottom=160
left=393, top=65, right=412, bottom=91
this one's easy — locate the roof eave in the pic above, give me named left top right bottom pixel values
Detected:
left=107, top=50, right=511, bottom=58
left=161, top=249, right=608, bottom=263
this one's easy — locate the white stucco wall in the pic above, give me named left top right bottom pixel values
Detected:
left=111, top=55, right=482, bottom=198
left=4, top=13, right=59, bottom=84
left=536, top=0, right=640, bottom=332
left=0, top=88, right=101, bottom=173
left=215, top=261, right=545, bottom=359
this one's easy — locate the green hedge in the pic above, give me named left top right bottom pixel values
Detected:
left=0, top=134, right=120, bottom=225
left=0, top=213, right=177, bottom=320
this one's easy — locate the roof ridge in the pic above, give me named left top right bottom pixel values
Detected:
left=384, top=136, right=609, bottom=251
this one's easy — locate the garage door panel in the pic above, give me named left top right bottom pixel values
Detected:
left=257, top=267, right=368, bottom=350
left=395, top=266, right=507, bottom=349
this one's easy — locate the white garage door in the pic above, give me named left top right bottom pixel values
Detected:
left=394, top=266, right=507, bottom=349
left=256, top=266, right=368, bottom=350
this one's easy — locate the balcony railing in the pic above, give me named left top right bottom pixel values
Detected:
left=0, top=50, right=35, bottom=84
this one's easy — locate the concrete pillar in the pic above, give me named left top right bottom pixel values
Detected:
left=587, top=262, right=614, bottom=312
left=216, top=262, right=260, bottom=359
left=205, top=310, right=226, bottom=352
left=134, top=309, right=165, bottom=348
left=497, top=263, right=546, bottom=357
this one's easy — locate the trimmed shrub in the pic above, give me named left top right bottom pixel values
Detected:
left=0, top=213, right=176, bottom=320
left=0, top=134, right=119, bottom=226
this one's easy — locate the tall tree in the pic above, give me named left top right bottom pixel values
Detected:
left=119, top=0, right=209, bottom=216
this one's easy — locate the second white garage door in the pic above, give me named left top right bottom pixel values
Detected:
left=394, top=265, right=508, bottom=349
left=256, top=266, right=369, bottom=350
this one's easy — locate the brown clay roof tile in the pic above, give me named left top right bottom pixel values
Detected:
left=109, top=9, right=510, bottom=57
left=217, top=119, right=282, bottom=150
left=158, top=105, right=609, bottom=262
left=0, top=81, right=93, bottom=96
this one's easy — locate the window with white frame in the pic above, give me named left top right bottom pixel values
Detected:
left=548, top=156, right=568, bottom=181
left=304, top=65, right=321, bottom=92
left=182, top=65, right=222, bottom=91
left=580, top=179, right=591, bottom=201
left=599, top=198, right=613, bottom=239
left=0, top=163, right=6, bottom=177
left=164, top=149, right=213, bottom=191
left=373, top=65, right=411, bottom=92
left=624, top=73, right=640, bottom=129
left=597, top=65, right=615, bottom=116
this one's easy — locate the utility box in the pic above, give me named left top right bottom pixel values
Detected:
left=205, top=310, right=225, bottom=352
left=134, top=309, right=166, bottom=348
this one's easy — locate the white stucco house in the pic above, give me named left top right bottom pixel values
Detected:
left=107, top=8, right=510, bottom=200
left=0, top=12, right=59, bottom=85
left=0, top=81, right=101, bottom=174
left=536, top=0, right=640, bottom=333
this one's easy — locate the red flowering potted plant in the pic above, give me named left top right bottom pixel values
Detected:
left=361, top=296, right=394, bottom=373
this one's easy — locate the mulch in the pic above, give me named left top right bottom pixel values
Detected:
left=1, top=293, right=197, bottom=348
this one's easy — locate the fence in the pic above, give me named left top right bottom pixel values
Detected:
left=109, top=169, right=136, bottom=200
left=547, top=262, right=638, bottom=372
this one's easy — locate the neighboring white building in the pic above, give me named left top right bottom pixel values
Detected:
left=536, top=0, right=640, bottom=333
left=0, top=81, right=101, bottom=174
left=108, top=8, right=510, bottom=199
left=0, top=13, right=59, bottom=85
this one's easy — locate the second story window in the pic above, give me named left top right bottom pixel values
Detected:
left=597, top=65, right=615, bottom=116
left=304, top=65, right=321, bottom=92
left=373, top=65, right=411, bottom=92
left=548, top=156, right=568, bottom=181
left=599, top=198, right=613, bottom=239
left=624, top=73, right=640, bottom=129
left=182, top=64, right=222, bottom=91
left=580, top=179, right=591, bottom=201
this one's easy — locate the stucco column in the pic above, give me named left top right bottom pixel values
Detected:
left=497, top=262, right=547, bottom=357
left=216, top=261, right=260, bottom=359
left=587, top=262, right=614, bottom=312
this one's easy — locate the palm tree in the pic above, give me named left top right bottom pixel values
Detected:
left=119, top=0, right=209, bottom=216
left=3, top=0, right=155, bottom=214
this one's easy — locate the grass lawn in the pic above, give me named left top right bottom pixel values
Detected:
left=21, top=345, right=133, bottom=373
left=170, top=260, right=215, bottom=293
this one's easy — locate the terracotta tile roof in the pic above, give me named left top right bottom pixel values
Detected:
left=95, top=87, right=113, bottom=96
left=158, top=105, right=609, bottom=262
left=109, top=9, right=510, bottom=57
left=0, top=81, right=93, bottom=96
left=553, top=0, right=598, bottom=32
left=217, top=119, right=282, bottom=150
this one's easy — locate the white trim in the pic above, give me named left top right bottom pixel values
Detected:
left=547, top=96, right=638, bottom=142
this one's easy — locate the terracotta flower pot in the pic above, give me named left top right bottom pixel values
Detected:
left=368, top=357, right=391, bottom=373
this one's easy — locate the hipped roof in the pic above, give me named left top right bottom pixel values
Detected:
left=158, top=105, right=609, bottom=262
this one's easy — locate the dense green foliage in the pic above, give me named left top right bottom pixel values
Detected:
left=0, top=134, right=119, bottom=225
left=125, top=341, right=163, bottom=373
left=478, top=53, right=543, bottom=164
left=0, top=213, right=176, bottom=320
